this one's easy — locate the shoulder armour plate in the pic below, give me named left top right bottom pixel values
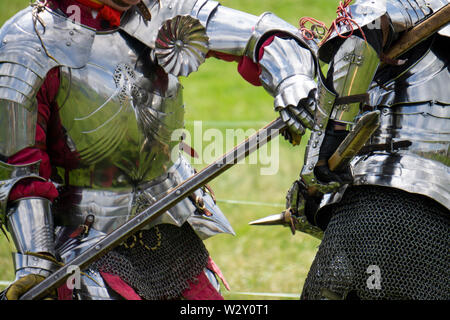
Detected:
left=0, top=6, right=95, bottom=78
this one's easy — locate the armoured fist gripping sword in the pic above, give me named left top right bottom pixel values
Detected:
left=20, top=118, right=286, bottom=300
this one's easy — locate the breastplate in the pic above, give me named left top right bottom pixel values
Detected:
left=56, top=29, right=184, bottom=189
left=351, top=36, right=450, bottom=209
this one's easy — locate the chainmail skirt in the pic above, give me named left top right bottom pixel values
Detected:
left=90, top=223, right=210, bottom=300
left=301, top=186, right=450, bottom=300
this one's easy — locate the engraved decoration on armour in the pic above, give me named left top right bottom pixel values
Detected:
left=155, top=15, right=209, bottom=77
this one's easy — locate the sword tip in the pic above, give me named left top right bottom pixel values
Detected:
left=249, top=212, right=287, bottom=226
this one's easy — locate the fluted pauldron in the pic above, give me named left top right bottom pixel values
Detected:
left=0, top=161, right=44, bottom=224
left=120, top=0, right=219, bottom=76
left=6, top=198, right=55, bottom=257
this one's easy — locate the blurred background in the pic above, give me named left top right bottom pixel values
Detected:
left=0, top=0, right=338, bottom=299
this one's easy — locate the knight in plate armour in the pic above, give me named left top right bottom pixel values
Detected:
left=275, top=0, right=449, bottom=300
left=0, top=0, right=319, bottom=299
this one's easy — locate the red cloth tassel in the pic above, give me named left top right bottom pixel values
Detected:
left=75, top=0, right=122, bottom=27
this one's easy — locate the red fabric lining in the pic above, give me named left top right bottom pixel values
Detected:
left=70, top=0, right=122, bottom=27
left=182, top=270, right=224, bottom=300
left=207, top=34, right=278, bottom=87
left=100, top=272, right=142, bottom=300
left=7, top=68, right=61, bottom=203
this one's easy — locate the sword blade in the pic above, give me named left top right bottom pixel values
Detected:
left=20, top=117, right=286, bottom=300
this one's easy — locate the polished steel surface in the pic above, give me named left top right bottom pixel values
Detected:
left=259, top=37, right=317, bottom=133
left=438, top=23, right=450, bottom=37
left=205, top=5, right=259, bottom=57
left=21, top=118, right=284, bottom=300
left=120, top=0, right=217, bottom=53
left=300, top=76, right=339, bottom=193
left=390, top=0, right=448, bottom=31
left=55, top=226, right=106, bottom=265
left=351, top=151, right=449, bottom=209
left=259, top=37, right=316, bottom=97
left=0, top=100, right=37, bottom=157
left=155, top=14, right=209, bottom=77
left=56, top=30, right=184, bottom=189
left=368, top=38, right=450, bottom=107
left=318, top=34, right=450, bottom=212
left=0, top=62, right=41, bottom=110
left=329, top=36, right=380, bottom=123
left=0, top=7, right=94, bottom=78
left=76, top=269, right=120, bottom=300
left=13, top=252, right=59, bottom=280
left=6, top=198, right=55, bottom=256
left=318, top=0, right=448, bottom=62
left=352, top=102, right=449, bottom=210
left=245, top=12, right=302, bottom=60
left=0, top=6, right=94, bottom=157
left=0, top=161, right=43, bottom=222
left=53, top=157, right=234, bottom=238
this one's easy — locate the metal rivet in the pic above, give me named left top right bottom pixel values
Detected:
left=175, top=40, right=184, bottom=48
left=36, top=47, right=41, bottom=52
left=69, top=30, right=74, bottom=36
left=95, top=245, right=101, bottom=250
left=66, top=41, right=71, bottom=46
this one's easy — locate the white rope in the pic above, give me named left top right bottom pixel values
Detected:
left=0, top=281, right=11, bottom=286
left=216, top=199, right=285, bottom=208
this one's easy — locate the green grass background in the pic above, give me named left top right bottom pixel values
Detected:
left=0, top=0, right=339, bottom=299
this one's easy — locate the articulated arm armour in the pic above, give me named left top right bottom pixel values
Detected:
left=122, top=0, right=318, bottom=118
left=206, top=6, right=318, bottom=121
left=0, top=6, right=95, bottom=157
